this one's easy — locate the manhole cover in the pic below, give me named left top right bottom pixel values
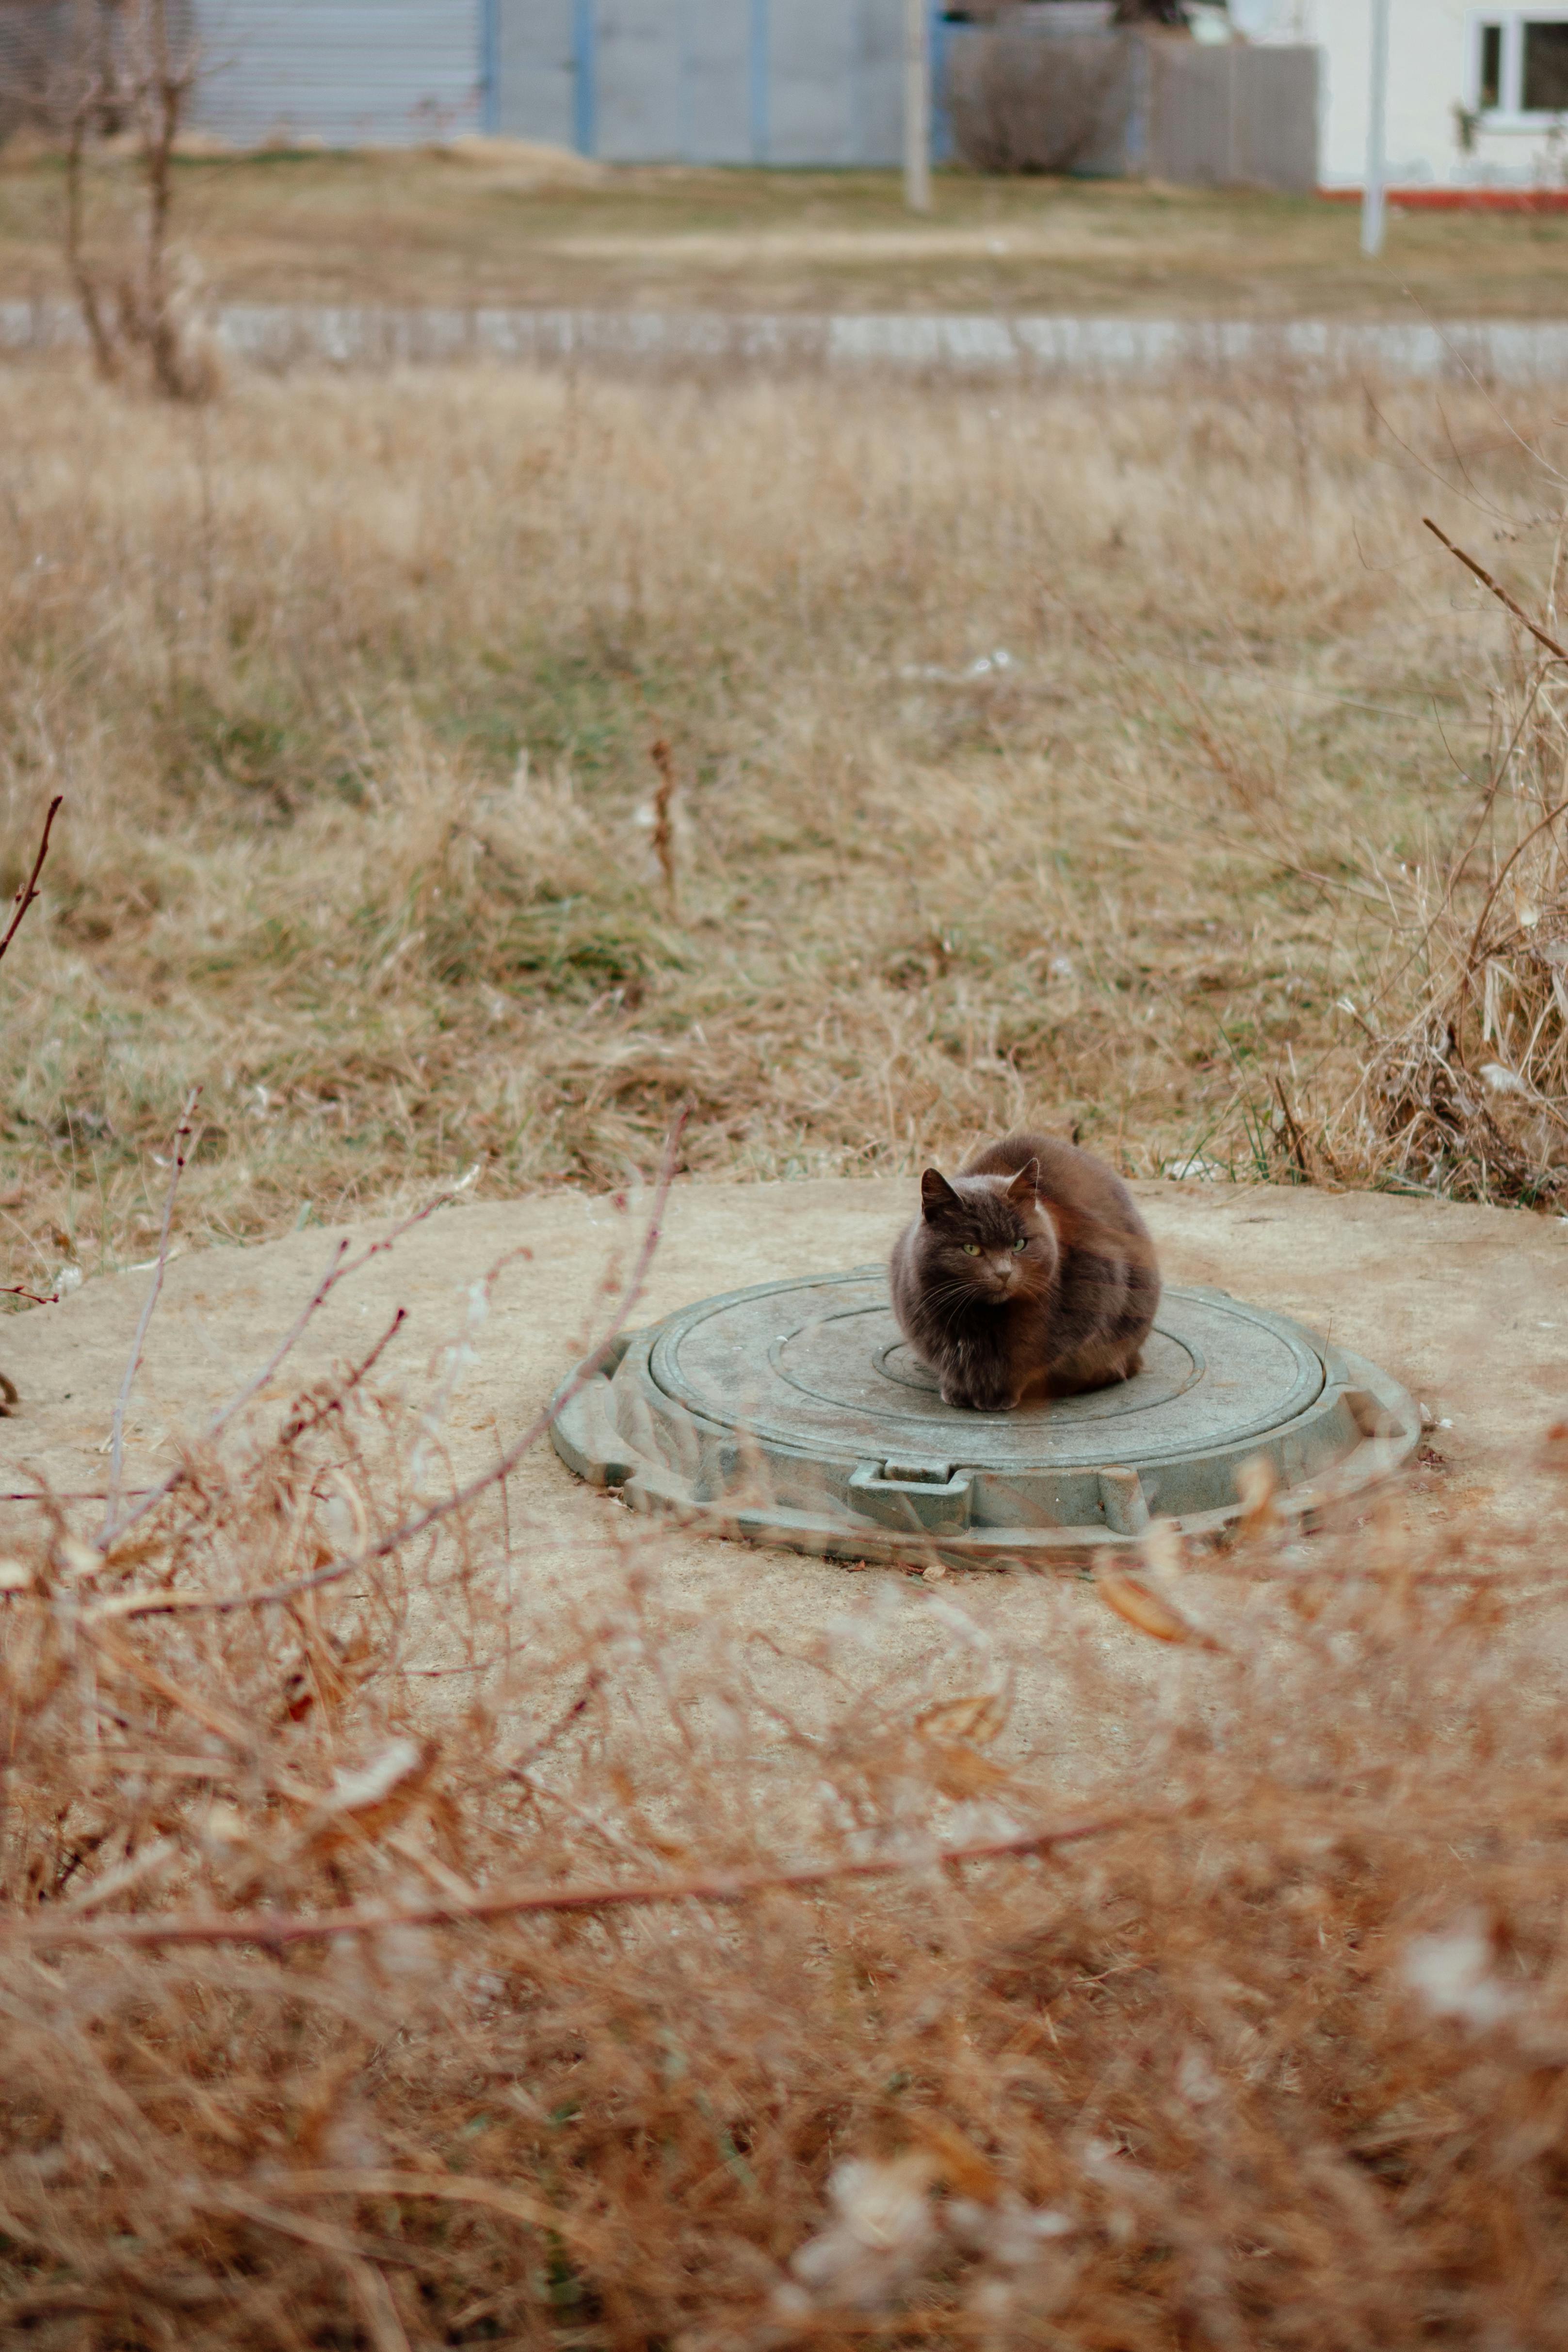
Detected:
left=551, top=1270, right=1420, bottom=1566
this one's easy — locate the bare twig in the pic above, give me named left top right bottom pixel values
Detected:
left=1463, top=793, right=1568, bottom=979
left=0, top=795, right=62, bottom=972
left=63, top=102, right=120, bottom=384
left=105, top=1194, right=455, bottom=1551
left=100, top=1088, right=200, bottom=1545
left=10, top=1805, right=1146, bottom=1953
left=275, top=1307, right=406, bottom=1449
left=648, top=736, right=679, bottom=911
left=502, top=1670, right=603, bottom=1777
left=1424, top=517, right=1568, bottom=666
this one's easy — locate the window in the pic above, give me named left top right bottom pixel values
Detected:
left=1524, top=19, right=1568, bottom=106
left=1472, top=13, right=1568, bottom=118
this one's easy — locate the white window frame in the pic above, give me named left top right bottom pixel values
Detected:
left=1469, top=7, right=1568, bottom=126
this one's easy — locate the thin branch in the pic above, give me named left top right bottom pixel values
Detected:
left=63, top=100, right=119, bottom=384
left=94, top=1111, right=688, bottom=1619
left=0, top=794, right=62, bottom=971
left=3, top=1486, right=155, bottom=1504
left=648, top=735, right=679, bottom=911
left=100, top=1088, right=200, bottom=1544
left=9, top=1803, right=1146, bottom=1953
left=502, top=1670, right=603, bottom=1778
left=275, top=1307, right=406, bottom=1449
left=1464, top=793, right=1568, bottom=980
left=1423, top=517, right=1568, bottom=666
left=105, top=1194, right=456, bottom=1550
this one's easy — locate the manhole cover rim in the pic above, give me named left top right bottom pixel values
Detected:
left=645, top=1270, right=1327, bottom=1471
left=550, top=1266, right=1421, bottom=1563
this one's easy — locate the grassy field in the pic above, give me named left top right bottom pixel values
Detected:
left=7, top=144, right=1568, bottom=315
left=0, top=350, right=1558, bottom=1290
left=6, top=321, right=1568, bottom=2347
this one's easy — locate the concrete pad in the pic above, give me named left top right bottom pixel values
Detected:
left=2, top=1176, right=1565, bottom=1776
left=5, top=1173, right=1565, bottom=1505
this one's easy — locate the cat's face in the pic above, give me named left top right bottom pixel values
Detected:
left=916, top=1166, right=1059, bottom=1305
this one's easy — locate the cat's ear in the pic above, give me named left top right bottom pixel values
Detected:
left=920, top=1168, right=960, bottom=1221
left=1006, top=1158, right=1041, bottom=1203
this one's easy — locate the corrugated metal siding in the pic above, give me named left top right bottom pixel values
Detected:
left=0, top=3, right=62, bottom=135
left=2, top=1, right=200, bottom=137
left=191, top=0, right=481, bottom=147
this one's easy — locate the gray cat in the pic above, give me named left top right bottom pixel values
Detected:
left=890, top=1129, right=1160, bottom=1412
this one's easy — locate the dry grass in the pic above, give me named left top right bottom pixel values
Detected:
left=8, top=354, right=1568, bottom=1288
left=3, top=1189, right=1568, bottom=2349
left=8, top=344, right=1568, bottom=2348
left=1344, top=533, right=1568, bottom=1205
left=10, top=148, right=1568, bottom=316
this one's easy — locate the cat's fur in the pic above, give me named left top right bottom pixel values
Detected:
left=889, top=1129, right=1160, bottom=1412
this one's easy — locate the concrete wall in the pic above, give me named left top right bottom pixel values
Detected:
left=193, top=0, right=482, bottom=147
left=1273, top=0, right=1568, bottom=190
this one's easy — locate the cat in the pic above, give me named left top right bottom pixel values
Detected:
left=889, top=1129, right=1160, bottom=1413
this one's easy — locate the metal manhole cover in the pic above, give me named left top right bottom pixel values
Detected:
left=551, top=1269, right=1420, bottom=1567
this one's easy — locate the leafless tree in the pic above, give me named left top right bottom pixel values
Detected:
left=57, top=0, right=217, bottom=400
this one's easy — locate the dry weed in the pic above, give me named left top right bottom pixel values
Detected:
left=1, top=357, right=1545, bottom=1288
left=1337, top=523, right=1568, bottom=1204
left=3, top=1198, right=1568, bottom=2347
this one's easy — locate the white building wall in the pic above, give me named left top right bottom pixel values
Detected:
left=1254, top=0, right=1568, bottom=189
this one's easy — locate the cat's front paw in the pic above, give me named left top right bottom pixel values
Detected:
left=941, top=1385, right=1019, bottom=1413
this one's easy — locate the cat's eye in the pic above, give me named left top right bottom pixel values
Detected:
left=962, top=1241, right=981, bottom=1256
left=1012, top=1236, right=1028, bottom=1253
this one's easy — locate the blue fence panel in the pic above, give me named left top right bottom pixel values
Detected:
left=750, top=0, right=769, bottom=159
left=571, top=0, right=596, bottom=154
left=540, top=0, right=951, bottom=168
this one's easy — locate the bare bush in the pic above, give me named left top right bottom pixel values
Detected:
left=947, top=27, right=1132, bottom=176
left=1342, top=525, right=1568, bottom=1206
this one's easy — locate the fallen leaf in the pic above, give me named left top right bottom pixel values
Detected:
left=1234, top=1454, right=1279, bottom=1536
left=1098, top=1572, right=1212, bottom=1647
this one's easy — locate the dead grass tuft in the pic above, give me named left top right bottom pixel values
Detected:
left=1344, top=530, right=1568, bottom=1205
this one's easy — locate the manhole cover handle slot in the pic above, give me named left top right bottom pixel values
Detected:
left=849, top=1458, right=974, bottom=1533
left=1097, top=1467, right=1150, bottom=1536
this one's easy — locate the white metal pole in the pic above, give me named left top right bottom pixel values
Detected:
left=905, top=0, right=932, bottom=214
left=1361, top=0, right=1391, bottom=257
